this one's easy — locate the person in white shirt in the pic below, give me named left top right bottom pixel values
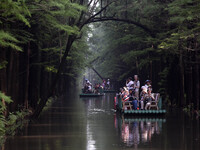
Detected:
left=144, top=88, right=155, bottom=110
left=126, top=77, right=134, bottom=90
left=88, top=84, right=92, bottom=93
left=133, top=75, right=140, bottom=100
left=139, top=86, right=147, bottom=110
left=106, top=79, right=110, bottom=89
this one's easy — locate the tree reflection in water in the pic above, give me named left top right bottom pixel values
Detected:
left=115, top=115, right=165, bottom=148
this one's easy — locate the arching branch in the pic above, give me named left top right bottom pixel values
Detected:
left=80, top=1, right=116, bottom=29
left=79, top=1, right=155, bottom=37
left=87, top=17, right=155, bottom=37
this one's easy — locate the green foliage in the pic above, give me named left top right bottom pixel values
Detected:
left=0, top=61, right=8, bottom=70
left=0, top=0, right=31, bottom=26
left=0, top=91, right=13, bottom=112
left=183, top=103, right=194, bottom=113
left=0, top=30, right=23, bottom=51
left=66, top=32, right=89, bottom=78
left=42, top=96, right=55, bottom=112
left=45, top=66, right=58, bottom=73
left=0, top=92, right=30, bottom=143
left=0, top=92, right=13, bottom=136
left=0, top=0, right=32, bottom=51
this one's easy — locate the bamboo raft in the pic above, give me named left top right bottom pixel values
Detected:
left=124, top=118, right=166, bottom=122
left=123, top=109, right=166, bottom=115
left=116, top=94, right=166, bottom=115
left=79, top=93, right=104, bottom=97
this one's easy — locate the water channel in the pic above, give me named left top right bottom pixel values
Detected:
left=3, top=93, right=200, bottom=150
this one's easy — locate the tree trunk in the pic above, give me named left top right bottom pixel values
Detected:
left=32, top=35, right=75, bottom=118
left=194, top=40, right=199, bottom=111
left=0, top=48, right=8, bottom=116
left=10, top=51, right=20, bottom=111
left=135, top=57, right=139, bottom=75
left=29, top=44, right=41, bottom=109
left=179, top=41, right=185, bottom=107
left=188, top=66, right=193, bottom=105
left=24, top=42, right=30, bottom=109
left=125, top=0, right=128, bottom=19
left=59, top=32, right=62, bottom=63
left=91, top=67, right=104, bottom=80
left=186, top=49, right=193, bottom=106
left=0, top=48, right=7, bottom=92
left=7, top=50, right=13, bottom=97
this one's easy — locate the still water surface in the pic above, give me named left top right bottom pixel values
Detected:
left=3, top=93, right=200, bottom=150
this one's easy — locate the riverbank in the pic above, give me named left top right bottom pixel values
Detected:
left=0, top=95, right=56, bottom=147
left=0, top=109, right=31, bottom=146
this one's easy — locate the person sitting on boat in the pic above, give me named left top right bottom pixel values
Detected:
left=83, top=80, right=89, bottom=93
left=119, top=88, right=124, bottom=95
left=139, top=86, right=147, bottom=110
left=144, top=87, right=155, bottom=110
left=85, top=79, right=91, bottom=84
left=87, top=83, right=92, bottom=93
left=144, top=80, right=152, bottom=91
left=133, top=75, right=140, bottom=100
left=94, top=83, right=100, bottom=94
left=106, top=79, right=110, bottom=90
left=102, top=79, right=106, bottom=90
left=122, top=87, right=129, bottom=102
left=126, top=77, right=134, bottom=90
left=128, top=89, right=137, bottom=110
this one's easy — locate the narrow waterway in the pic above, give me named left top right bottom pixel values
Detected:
left=3, top=93, right=200, bottom=150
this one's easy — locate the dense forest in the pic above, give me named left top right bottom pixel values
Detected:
left=88, top=0, right=200, bottom=112
left=0, top=0, right=200, bottom=134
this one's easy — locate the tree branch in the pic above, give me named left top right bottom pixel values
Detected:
left=80, top=1, right=116, bottom=29
left=87, top=0, right=94, bottom=7
left=87, top=17, right=155, bottom=37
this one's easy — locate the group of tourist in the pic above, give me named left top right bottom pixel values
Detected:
left=119, top=75, right=154, bottom=110
left=83, top=79, right=110, bottom=94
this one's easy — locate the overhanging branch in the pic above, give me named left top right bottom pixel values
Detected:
left=80, top=1, right=116, bottom=29
left=87, top=17, right=155, bottom=37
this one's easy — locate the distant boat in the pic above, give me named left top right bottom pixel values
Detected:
left=79, top=93, right=104, bottom=97
left=103, top=89, right=116, bottom=93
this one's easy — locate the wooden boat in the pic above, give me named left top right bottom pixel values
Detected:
left=79, top=93, right=104, bottom=97
left=103, top=89, right=116, bottom=93
left=115, top=93, right=166, bottom=115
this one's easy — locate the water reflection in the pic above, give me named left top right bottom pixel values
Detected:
left=87, top=123, right=96, bottom=150
left=82, top=94, right=115, bottom=150
left=115, top=114, right=165, bottom=148
left=2, top=93, right=200, bottom=150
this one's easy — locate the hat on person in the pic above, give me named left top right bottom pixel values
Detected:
left=141, top=86, right=147, bottom=93
left=145, top=80, right=151, bottom=83
left=129, top=87, right=134, bottom=90
left=129, top=88, right=133, bottom=91
left=123, top=87, right=128, bottom=91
